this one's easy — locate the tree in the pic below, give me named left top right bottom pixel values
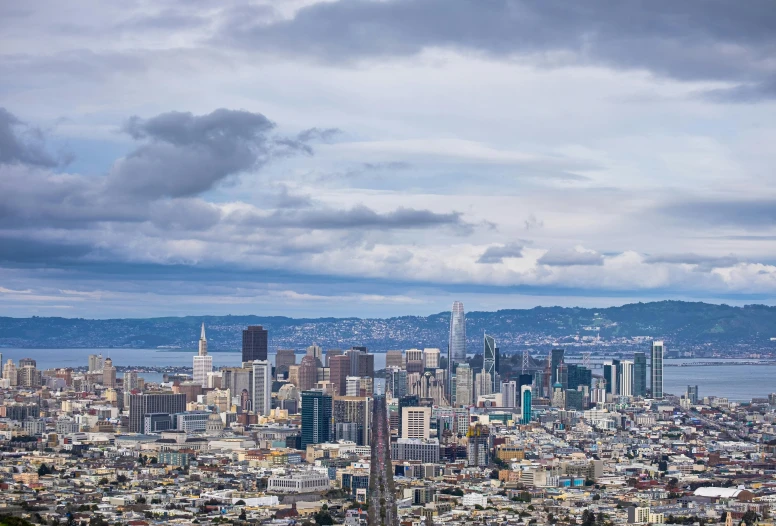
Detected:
left=98, top=478, right=109, bottom=485
left=239, top=509, right=246, bottom=521
left=741, top=510, right=759, bottom=526
left=235, top=500, right=246, bottom=506
left=36, top=464, right=51, bottom=477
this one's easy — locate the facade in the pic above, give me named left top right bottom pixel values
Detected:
left=455, top=363, right=473, bottom=407
left=449, top=301, right=466, bottom=364
left=423, top=348, right=440, bottom=369
left=521, top=386, right=532, bottom=424
left=193, top=323, right=212, bottom=388
left=386, top=367, right=408, bottom=399
left=619, top=360, right=634, bottom=396
left=687, top=385, right=699, bottom=404
left=474, top=371, right=492, bottom=402
left=242, top=325, right=268, bottom=363
left=267, top=471, right=330, bottom=494
left=298, top=355, right=318, bottom=392
left=651, top=340, right=664, bottom=398
left=385, top=350, right=403, bottom=369
left=633, top=352, right=648, bottom=397
left=333, top=396, right=372, bottom=446
left=174, top=411, right=210, bottom=433
left=88, top=354, right=103, bottom=372
left=275, top=349, right=296, bottom=378
left=301, top=390, right=332, bottom=448
left=252, top=360, right=272, bottom=416
left=329, top=354, right=350, bottom=396
left=402, top=406, right=431, bottom=439
left=501, top=380, right=517, bottom=408
left=550, top=348, right=565, bottom=385
left=483, top=334, right=497, bottom=393
left=391, top=437, right=440, bottom=463
left=102, top=358, right=116, bottom=388
left=129, top=392, right=186, bottom=433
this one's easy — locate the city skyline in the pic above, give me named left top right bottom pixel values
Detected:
left=2, top=2, right=776, bottom=318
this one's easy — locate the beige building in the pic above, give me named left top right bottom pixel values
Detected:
left=402, top=406, right=431, bottom=440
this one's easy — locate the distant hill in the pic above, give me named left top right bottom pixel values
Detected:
left=0, top=301, right=775, bottom=353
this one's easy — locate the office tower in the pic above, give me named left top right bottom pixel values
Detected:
left=557, top=363, right=569, bottom=390
left=550, top=348, right=565, bottom=385
left=501, top=380, right=517, bottom=408
left=345, top=376, right=362, bottom=397
left=19, top=358, right=36, bottom=368
left=324, top=348, right=343, bottom=368
left=346, top=348, right=374, bottom=379
left=88, top=354, right=103, bottom=372
left=565, top=389, right=585, bottom=411
left=651, top=341, right=664, bottom=399
left=124, top=370, right=139, bottom=391
left=423, top=348, right=440, bottom=369
left=406, top=358, right=424, bottom=375
left=398, top=395, right=419, bottom=437
left=518, top=373, right=533, bottom=389
left=307, top=344, right=323, bottom=367
left=521, top=386, right=533, bottom=424
left=474, top=371, right=492, bottom=402
left=193, top=323, right=213, bottom=388
left=275, top=349, right=296, bottom=379
left=3, top=360, right=17, bottom=387
left=619, top=360, right=634, bottom=396
left=0, top=353, right=3, bottom=377
left=19, top=364, right=40, bottom=388
left=128, top=392, right=186, bottom=433
left=466, top=423, right=491, bottom=467
left=455, top=363, right=473, bottom=407
left=402, top=406, right=431, bottom=439
left=633, top=352, right=648, bottom=397
left=329, top=354, right=350, bottom=396
left=449, top=301, right=466, bottom=364
left=405, top=348, right=423, bottom=363
left=252, top=360, right=272, bottom=416
left=386, top=367, right=408, bottom=399
left=687, top=385, right=699, bottom=404
left=385, top=350, right=404, bottom=369
left=242, top=325, right=268, bottom=362
left=222, top=366, right=252, bottom=398
left=298, top=355, right=318, bottom=391
left=103, top=358, right=117, bottom=388
left=301, top=390, right=332, bottom=447
left=483, top=334, right=497, bottom=393
left=333, top=396, right=373, bottom=445
left=603, top=363, right=614, bottom=394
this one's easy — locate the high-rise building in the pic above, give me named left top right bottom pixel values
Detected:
left=103, top=358, right=117, bottom=388
left=3, top=360, right=17, bottom=387
left=324, top=348, right=343, bottom=368
left=633, top=352, right=647, bottom=397
left=651, top=341, right=664, bottom=399
left=129, top=392, right=186, bottom=433
left=307, top=344, right=323, bottom=367
left=550, top=348, right=565, bottom=385
left=298, top=355, right=318, bottom=392
left=252, top=360, right=272, bottom=416
left=402, top=406, right=431, bottom=440
left=385, top=350, right=404, bottom=369
left=474, top=371, right=492, bottom=402
left=386, top=367, right=408, bottom=399
left=193, top=323, right=212, bottom=388
left=405, top=348, right=423, bottom=363
left=687, top=385, right=699, bottom=404
left=619, top=360, right=633, bottom=396
left=501, top=380, right=517, bottom=408
left=301, top=390, right=332, bottom=448
left=423, top=348, right=440, bottom=369
left=329, top=354, right=350, bottom=396
left=275, top=349, right=296, bottom=379
left=124, top=370, right=139, bottom=391
left=88, top=354, right=103, bottom=372
left=19, top=364, right=40, bottom=388
left=557, top=363, right=569, bottom=390
left=483, top=334, right=497, bottom=393
left=449, top=301, right=466, bottom=364
left=333, top=396, right=373, bottom=445
left=466, top=423, right=491, bottom=467
left=455, top=363, right=473, bottom=407
left=521, top=386, right=532, bottom=424
left=242, top=325, right=268, bottom=363
left=346, top=348, right=374, bottom=379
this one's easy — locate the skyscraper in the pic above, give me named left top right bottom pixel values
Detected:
left=242, top=325, right=268, bottom=363
left=449, top=301, right=466, bottom=363
left=455, top=363, right=473, bottom=407
left=619, top=360, right=633, bottom=396
left=129, top=392, right=186, bottom=433
left=687, top=385, right=699, bottom=404
left=501, top=380, right=517, bottom=408
left=550, top=348, right=565, bottom=385
left=330, top=354, right=350, bottom=396
left=252, top=360, right=272, bottom=416
left=301, top=390, right=332, bottom=448
left=633, top=352, right=647, bottom=397
left=88, top=354, right=103, bottom=372
left=483, top=334, right=497, bottom=393
left=386, top=367, right=408, bottom=399
left=307, top=344, right=323, bottom=367
left=193, top=323, right=212, bottom=388
left=423, top=348, right=440, bottom=369
left=298, top=355, right=318, bottom=392
left=521, top=386, right=532, bottom=424
left=275, top=349, right=296, bottom=379
left=333, top=396, right=373, bottom=446
left=103, top=358, right=116, bottom=388
left=651, top=341, right=664, bottom=399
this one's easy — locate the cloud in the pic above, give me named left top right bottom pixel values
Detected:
left=477, top=242, right=526, bottom=264
left=0, top=107, right=59, bottom=167
left=643, top=253, right=740, bottom=272
left=217, top=0, right=776, bottom=93
left=701, top=75, right=776, bottom=103
left=538, top=248, right=604, bottom=267
left=660, top=199, right=776, bottom=228
left=0, top=236, right=94, bottom=263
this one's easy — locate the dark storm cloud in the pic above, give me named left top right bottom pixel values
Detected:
left=643, top=253, right=740, bottom=272
left=217, top=0, right=776, bottom=93
left=477, top=242, right=526, bottom=264
left=111, top=108, right=311, bottom=198
left=0, top=108, right=59, bottom=167
left=231, top=205, right=470, bottom=231
left=538, top=249, right=604, bottom=267
left=661, top=199, right=776, bottom=228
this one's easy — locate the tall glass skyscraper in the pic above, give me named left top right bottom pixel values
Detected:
left=483, top=333, right=497, bottom=392
left=521, top=386, right=532, bottom=424
left=651, top=341, right=664, bottom=399
left=449, top=301, right=466, bottom=363
left=633, top=352, right=647, bottom=397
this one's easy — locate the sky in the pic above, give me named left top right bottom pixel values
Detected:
left=1, top=0, right=776, bottom=319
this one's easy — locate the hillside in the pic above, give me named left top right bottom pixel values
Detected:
left=0, top=301, right=774, bottom=352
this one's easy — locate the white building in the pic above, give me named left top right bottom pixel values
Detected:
left=462, top=493, right=487, bottom=507
left=267, top=471, right=330, bottom=493
left=423, top=348, right=440, bottom=369
left=252, top=360, right=272, bottom=416
left=193, top=323, right=212, bottom=388
left=402, top=406, right=431, bottom=439
left=501, top=380, right=517, bottom=408
left=619, top=360, right=634, bottom=397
